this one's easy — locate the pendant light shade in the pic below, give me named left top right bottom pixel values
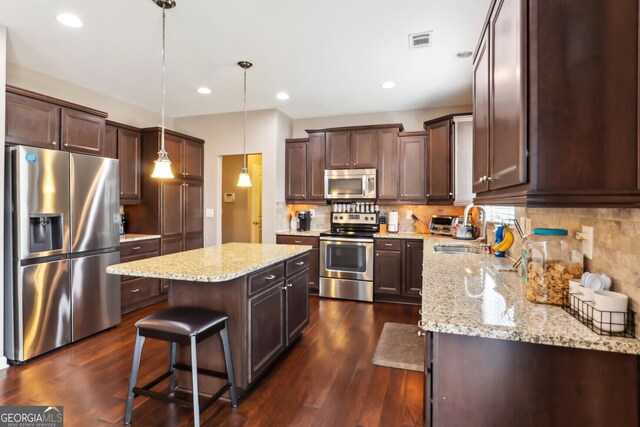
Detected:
left=151, top=0, right=175, bottom=179
left=237, top=61, right=253, bottom=188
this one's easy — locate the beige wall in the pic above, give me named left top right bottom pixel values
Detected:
left=292, top=105, right=472, bottom=137
left=173, top=109, right=291, bottom=246
left=6, top=62, right=170, bottom=129
left=221, top=155, right=250, bottom=243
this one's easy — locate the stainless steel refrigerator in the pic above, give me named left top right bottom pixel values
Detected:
left=4, top=146, right=121, bottom=362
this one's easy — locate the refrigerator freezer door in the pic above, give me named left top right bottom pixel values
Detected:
left=11, top=146, right=70, bottom=260
left=71, top=251, right=121, bottom=341
left=70, top=153, right=120, bottom=253
left=13, top=259, right=71, bottom=361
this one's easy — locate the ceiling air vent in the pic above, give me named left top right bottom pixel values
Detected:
left=409, top=31, right=433, bottom=50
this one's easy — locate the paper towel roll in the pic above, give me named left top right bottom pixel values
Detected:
left=388, top=211, right=399, bottom=233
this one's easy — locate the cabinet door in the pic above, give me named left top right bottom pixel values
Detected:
left=164, top=134, right=184, bottom=178
left=184, top=181, right=203, bottom=235
left=6, top=92, right=61, bottom=149
left=374, top=250, right=402, bottom=294
left=404, top=240, right=424, bottom=296
left=377, top=128, right=399, bottom=200
left=118, top=128, right=141, bottom=203
left=308, top=248, right=319, bottom=292
left=183, top=139, right=204, bottom=180
left=473, top=29, right=490, bottom=194
left=250, top=283, right=286, bottom=382
left=399, top=136, right=426, bottom=201
left=350, top=129, right=378, bottom=168
left=426, top=120, right=453, bottom=202
left=489, top=0, right=527, bottom=190
left=61, top=108, right=105, bottom=156
left=161, top=235, right=184, bottom=255
left=160, top=180, right=184, bottom=238
left=184, top=234, right=203, bottom=251
left=285, top=142, right=307, bottom=200
left=307, top=133, right=326, bottom=200
left=104, top=125, right=118, bottom=159
left=325, top=131, right=351, bottom=169
left=285, top=269, right=309, bottom=345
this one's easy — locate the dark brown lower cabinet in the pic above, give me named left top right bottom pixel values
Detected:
left=374, top=239, right=423, bottom=304
left=425, top=332, right=640, bottom=427
left=249, top=281, right=286, bottom=381
left=286, top=269, right=309, bottom=345
left=120, top=239, right=163, bottom=313
left=275, top=235, right=319, bottom=293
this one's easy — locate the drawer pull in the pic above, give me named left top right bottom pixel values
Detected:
left=418, top=320, right=424, bottom=328
left=419, top=309, right=423, bottom=315
left=295, top=261, right=305, bottom=266
left=132, top=246, right=141, bottom=250
left=287, top=283, right=293, bottom=288
left=294, top=240, right=302, bottom=243
left=51, top=141, right=57, bottom=146
left=130, top=288, right=140, bottom=293
left=281, top=285, right=287, bottom=290
left=265, top=275, right=276, bottom=280
left=384, top=243, right=393, bottom=247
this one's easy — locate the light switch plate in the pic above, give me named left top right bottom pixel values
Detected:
left=205, top=208, right=214, bottom=218
left=406, top=210, right=413, bottom=220
left=582, top=225, right=594, bottom=259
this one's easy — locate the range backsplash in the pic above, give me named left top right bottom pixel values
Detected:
left=277, top=202, right=464, bottom=233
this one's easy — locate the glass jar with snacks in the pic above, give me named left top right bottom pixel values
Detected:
left=522, top=228, right=583, bottom=305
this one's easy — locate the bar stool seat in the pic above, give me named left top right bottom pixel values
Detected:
left=124, top=306, right=238, bottom=427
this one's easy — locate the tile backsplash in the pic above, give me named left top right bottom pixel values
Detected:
left=278, top=202, right=464, bottom=233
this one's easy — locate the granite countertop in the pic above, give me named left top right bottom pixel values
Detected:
left=120, top=234, right=161, bottom=243
left=107, top=242, right=312, bottom=282
left=373, top=231, right=431, bottom=240
left=276, top=230, right=326, bottom=237
left=420, top=237, right=640, bottom=355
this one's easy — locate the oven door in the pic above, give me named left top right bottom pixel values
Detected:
left=324, top=169, right=376, bottom=199
left=319, top=237, right=374, bottom=281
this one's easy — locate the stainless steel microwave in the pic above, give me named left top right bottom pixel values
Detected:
left=324, top=169, right=377, bottom=200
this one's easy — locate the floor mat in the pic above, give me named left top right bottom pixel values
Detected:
left=372, top=322, right=424, bottom=372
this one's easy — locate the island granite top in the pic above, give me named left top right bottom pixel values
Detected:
left=107, top=242, right=312, bottom=282
left=420, top=236, right=640, bottom=355
left=120, top=234, right=161, bottom=243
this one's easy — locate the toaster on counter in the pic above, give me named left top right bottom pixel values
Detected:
left=429, top=215, right=454, bottom=236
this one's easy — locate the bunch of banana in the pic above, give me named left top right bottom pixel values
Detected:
left=493, top=227, right=514, bottom=252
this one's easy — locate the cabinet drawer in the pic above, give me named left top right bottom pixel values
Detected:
left=286, top=253, right=310, bottom=277
left=276, top=235, right=319, bottom=248
left=122, top=277, right=160, bottom=307
left=248, top=263, right=285, bottom=296
left=120, top=239, right=160, bottom=257
left=375, top=239, right=402, bottom=251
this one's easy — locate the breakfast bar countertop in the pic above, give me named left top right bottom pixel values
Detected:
left=119, top=233, right=162, bottom=243
left=420, top=237, right=640, bottom=355
left=107, top=242, right=312, bottom=282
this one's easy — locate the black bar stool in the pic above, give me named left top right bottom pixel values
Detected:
left=123, top=306, right=238, bottom=426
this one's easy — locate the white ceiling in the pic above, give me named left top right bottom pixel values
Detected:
left=0, top=0, right=491, bottom=119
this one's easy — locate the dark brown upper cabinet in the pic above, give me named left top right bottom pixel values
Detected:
left=350, top=129, right=378, bottom=168
left=5, top=86, right=107, bottom=156
left=325, top=131, right=351, bottom=169
left=285, top=140, right=308, bottom=201
left=104, top=125, right=118, bottom=159
left=398, top=132, right=427, bottom=202
left=473, top=0, right=640, bottom=206
left=377, top=128, right=400, bottom=200
left=424, top=119, right=453, bottom=204
left=106, top=121, right=142, bottom=204
left=183, top=139, right=204, bottom=180
left=306, top=133, right=326, bottom=200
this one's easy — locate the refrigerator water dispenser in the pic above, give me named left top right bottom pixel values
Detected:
left=29, top=214, right=63, bottom=253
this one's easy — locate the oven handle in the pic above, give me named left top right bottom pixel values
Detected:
left=320, top=236, right=374, bottom=243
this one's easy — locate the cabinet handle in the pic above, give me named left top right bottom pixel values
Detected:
left=352, top=163, right=355, bottom=166
left=418, top=320, right=424, bottom=328
left=265, top=274, right=276, bottom=280
left=449, top=192, right=454, bottom=196
left=120, top=192, right=124, bottom=195
left=419, top=290, right=423, bottom=296
left=419, top=309, right=423, bottom=315
left=487, top=176, right=495, bottom=182
left=64, top=143, right=69, bottom=147
left=281, top=285, right=287, bottom=290
left=287, top=283, right=293, bottom=288
left=295, top=261, right=305, bottom=266
left=384, top=243, right=393, bottom=247
left=132, top=246, right=141, bottom=250
left=418, top=330, right=425, bottom=337
left=51, top=141, right=57, bottom=146
left=379, top=193, right=382, bottom=197
left=294, top=240, right=302, bottom=243
left=376, top=253, right=379, bottom=256
left=426, top=194, right=431, bottom=197
left=184, top=172, right=189, bottom=176
left=130, top=288, right=140, bottom=293
left=345, top=163, right=349, bottom=166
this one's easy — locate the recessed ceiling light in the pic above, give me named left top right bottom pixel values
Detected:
left=381, top=81, right=396, bottom=89
left=196, top=87, right=212, bottom=95
left=56, top=13, right=83, bottom=28
left=456, top=51, right=473, bottom=59
left=276, top=92, right=290, bottom=100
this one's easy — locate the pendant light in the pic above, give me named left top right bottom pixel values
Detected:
left=150, top=0, right=175, bottom=179
left=237, top=61, right=253, bottom=187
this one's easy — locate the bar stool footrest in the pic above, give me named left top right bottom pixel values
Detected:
left=173, top=362, right=230, bottom=379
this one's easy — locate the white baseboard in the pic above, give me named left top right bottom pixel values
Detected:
left=0, top=356, right=8, bottom=370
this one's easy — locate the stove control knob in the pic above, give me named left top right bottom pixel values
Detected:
left=333, top=215, right=338, bottom=220
left=364, top=217, right=369, bottom=221
left=339, top=216, right=344, bottom=220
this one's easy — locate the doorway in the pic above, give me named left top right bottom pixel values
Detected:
left=221, top=154, right=262, bottom=243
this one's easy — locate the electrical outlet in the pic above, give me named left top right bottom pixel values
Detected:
left=310, top=209, right=316, bottom=218
left=406, top=210, right=413, bottom=220
left=205, top=208, right=214, bottom=218
left=581, top=225, right=594, bottom=260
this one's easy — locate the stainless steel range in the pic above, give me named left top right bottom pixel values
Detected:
left=319, top=212, right=379, bottom=302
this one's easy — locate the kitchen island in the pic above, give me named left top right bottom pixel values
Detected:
left=420, top=237, right=640, bottom=427
left=107, top=242, right=313, bottom=398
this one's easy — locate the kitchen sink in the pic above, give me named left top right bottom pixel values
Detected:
left=433, top=244, right=481, bottom=254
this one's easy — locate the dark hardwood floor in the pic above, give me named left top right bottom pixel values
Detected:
left=0, top=297, right=423, bottom=426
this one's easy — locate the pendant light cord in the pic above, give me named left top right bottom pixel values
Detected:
left=243, top=67, right=247, bottom=170
left=160, top=6, right=167, bottom=154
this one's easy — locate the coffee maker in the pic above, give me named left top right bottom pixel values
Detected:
left=297, top=211, right=311, bottom=231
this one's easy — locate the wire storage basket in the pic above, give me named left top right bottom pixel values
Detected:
left=562, top=289, right=635, bottom=338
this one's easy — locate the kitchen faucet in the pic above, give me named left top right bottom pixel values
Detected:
left=463, top=203, right=488, bottom=243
